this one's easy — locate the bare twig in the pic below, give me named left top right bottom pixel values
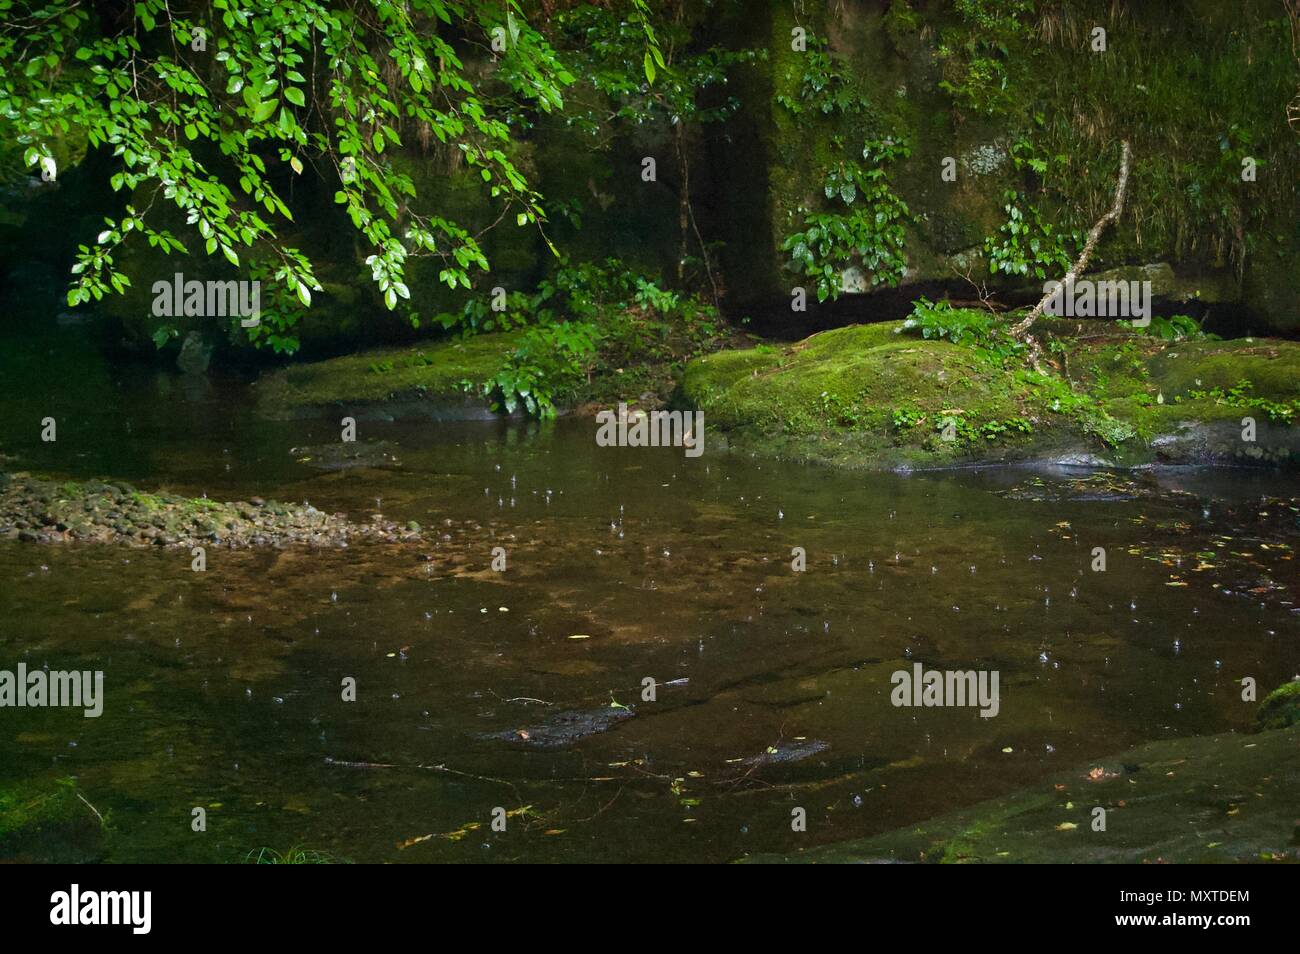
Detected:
left=1011, top=140, right=1133, bottom=340
left=77, top=792, right=106, bottom=828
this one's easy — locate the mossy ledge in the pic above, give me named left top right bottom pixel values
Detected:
left=0, top=473, right=421, bottom=548
left=743, top=722, right=1300, bottom=864
left=681, top=322, right=1300, bottom=471
left=254, top=332, right=527, bottom=421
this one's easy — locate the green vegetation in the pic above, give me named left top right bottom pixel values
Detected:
left=684, top=312, right=1300, bottom=469
left=1256, top=680, right=1300, bottom=732
left=257, top=331, right=527, bottom=411
left=260, top=258, right=728, bottom=417
left=775, top=39, right=874, bottom=118
left=782, top=138, right=912, bottom=301
left=0, top=777, right=107, bottom=863
left=983, top=189, right=1077, bottom=280
left=936, top=0, right=1297, bottom=278
left=0, top=0, right=583, bottom=351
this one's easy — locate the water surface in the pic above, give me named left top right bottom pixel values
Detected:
left=2, top=315, right=1297, bottom=863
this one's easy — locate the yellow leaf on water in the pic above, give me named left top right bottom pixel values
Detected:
left=1056, top=822, right=1078, bottom=831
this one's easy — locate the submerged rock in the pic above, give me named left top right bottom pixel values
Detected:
left=0, top=473, right=422, bottom=549
left=742, top=725, right=1300, bottom=864
left=742, top=739, right=830, bottom=768
left=0, top=777, right=106, bottom=864
left=176, top=330, right=214, bottom=375
left=290, top=440, right=401, bottom=472
left=488, top=705, right=635, bottom=749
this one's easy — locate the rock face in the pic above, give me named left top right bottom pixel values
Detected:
left=6, top=2, right=1296, bottom=357
left=718, top=1, right=1300, bottom=332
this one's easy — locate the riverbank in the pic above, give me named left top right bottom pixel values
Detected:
left=247, top=320, right=1300, bottom=471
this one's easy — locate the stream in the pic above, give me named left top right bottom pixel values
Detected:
left=1, top=314, right=1298, bottom=863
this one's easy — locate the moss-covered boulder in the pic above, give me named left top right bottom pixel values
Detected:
left=1256, top=680, right=1300, bottom=732
left=682, top=322, right=1300, bottom=469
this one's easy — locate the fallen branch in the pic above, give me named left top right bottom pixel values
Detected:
left=1011, top=140, right=1133, bottom=340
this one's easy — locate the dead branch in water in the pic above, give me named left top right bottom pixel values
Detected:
left=1011, top=140, right=1133, bottom=341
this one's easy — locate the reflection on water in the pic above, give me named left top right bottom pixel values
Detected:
left=1, top=316, right=1298, bottom=862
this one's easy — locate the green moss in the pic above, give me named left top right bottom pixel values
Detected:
left=684, top=321, right=1300, bottom=468
left=744, top=725, right=1300, bottom=864
left=0, top=777, right=106, bottom=863
left=256, top=331, right=526, bottom=412
left=1083, top=338, right=1300, bottom=435
left=684, top=321, right=1059, bottom=465
left=1256, top=680, right=1300, bottom=732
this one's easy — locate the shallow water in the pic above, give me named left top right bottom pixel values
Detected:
left=1, top=317, right=1298, bottom=863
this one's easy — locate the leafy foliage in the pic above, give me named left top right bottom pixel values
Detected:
left=1122, top=314, right=1211, bottom=341
left=0, top=0, right=574, bottom=344
left=899, top=297, right=1023, bottom=363
left=775, top=40, right=873, bottom=117
left=782, top=138, right=911, bottom=301
left=552, top=3, right=758, bottom=134
left=984, top=190, right=1077, bottom=280
left=479, top=320, right=598, bottom=417
left=1179, top=378, right=1299, bottom=424
left=452, top=258, right=722, bottom=418
left=936, top=0, right=1037, bottom=116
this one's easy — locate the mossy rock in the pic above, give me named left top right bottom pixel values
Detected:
left=683, top=322, right=1070, bottom=468
left=0, top=777, right=107, bottom=863
left=254, top=331, right=525, bottom=419
left=682, top=322, right=1300, bottom=469
left=743, top=725, right=1300, bottom=864
left=1256, top=680, right=1300, bottom=732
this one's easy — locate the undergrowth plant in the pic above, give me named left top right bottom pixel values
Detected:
left=449, top=258, right=722, bottom=418
left=783, top=138, right=911, bottom=301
